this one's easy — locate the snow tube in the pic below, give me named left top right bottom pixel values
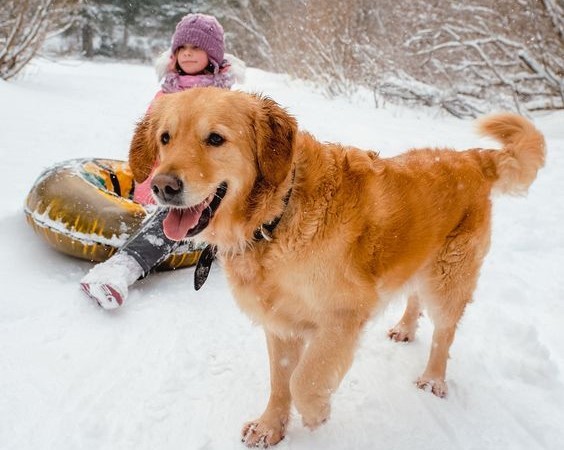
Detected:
left=24, top=158, right=202, bottom=270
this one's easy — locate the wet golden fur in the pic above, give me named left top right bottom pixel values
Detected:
left=129, top=87, right=545, bottom=447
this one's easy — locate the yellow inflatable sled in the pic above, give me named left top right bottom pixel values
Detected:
left=24, top=158, right=202, bottom=270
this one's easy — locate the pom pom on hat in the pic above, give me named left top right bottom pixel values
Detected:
left=171, top=13, right=225, bottom=69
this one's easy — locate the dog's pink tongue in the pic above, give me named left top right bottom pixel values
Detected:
left=163, top=207, right=202, bottom=241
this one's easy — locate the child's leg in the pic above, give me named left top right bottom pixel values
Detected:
left=81, top=208, right=180, bottom=309
left=118, top=208, right=180, bottom=275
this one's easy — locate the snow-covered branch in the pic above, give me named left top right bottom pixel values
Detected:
left=543, top=0, right=564, bottom=39
left=399, top=1, right=563, bottom=115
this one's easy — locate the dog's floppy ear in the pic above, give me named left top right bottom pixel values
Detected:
left=129, top=113, right=158, bottom=183
left=254, top=96, right=297, bottom=187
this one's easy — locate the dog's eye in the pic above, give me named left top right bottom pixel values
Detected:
left=206, top=132, right=225, bottom=147
left=160, top=132, right=170, bottom=145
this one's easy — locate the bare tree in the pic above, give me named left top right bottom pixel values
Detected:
left=0, top=0, right=78, bottom=80
left=224, top=0, right=562, bottom=116
left=224, top=0, right=378, bottom=96
left=221, top=0, right=277, bottom=70
left=393, top=1, right=564, bottom=116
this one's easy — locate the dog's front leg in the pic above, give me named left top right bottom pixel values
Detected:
left=242, top=331, right=303, bottom=448
left=290, top=315, right=364, bottom=430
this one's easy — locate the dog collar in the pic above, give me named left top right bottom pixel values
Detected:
left=252, top=185, right=293, bottom=242
left=194, top=176, right=294, bottom=291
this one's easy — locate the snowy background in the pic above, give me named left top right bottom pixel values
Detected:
left=1, top=58, right=563, bottom=450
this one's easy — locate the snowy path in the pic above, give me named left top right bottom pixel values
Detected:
left=1, top=59, right=563, bottom=450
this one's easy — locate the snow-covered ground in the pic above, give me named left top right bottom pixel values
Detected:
left=1, top=58, right=563, bottom=450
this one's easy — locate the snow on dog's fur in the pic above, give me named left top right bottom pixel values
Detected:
left=129, top=87, right=545, bottom=447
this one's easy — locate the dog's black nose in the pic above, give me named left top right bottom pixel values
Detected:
left=151, top=174, right=184, bottom=204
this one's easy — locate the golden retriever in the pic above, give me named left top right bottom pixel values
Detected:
left=129, top=87, right=545, bottom=447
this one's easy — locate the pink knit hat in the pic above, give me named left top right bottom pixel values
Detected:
left=171, top=14, right=225, bottom=69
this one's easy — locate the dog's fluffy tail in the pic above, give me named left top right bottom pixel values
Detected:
left=478, top=113, right=546, bottom=195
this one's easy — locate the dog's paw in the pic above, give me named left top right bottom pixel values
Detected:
left=387, top=324, right=415, bottom=343
left=302, top=413, right=329, bottom=431
left=241, top=417, right=287, bottom=448
left=416, top=377, right=448, bottom=398
left=300, top=402, right=330, bottom=430
left=292, top=386, right=331, bottom=431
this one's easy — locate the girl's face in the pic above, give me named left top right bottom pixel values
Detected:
left=176, top=45, right=209, bottom=74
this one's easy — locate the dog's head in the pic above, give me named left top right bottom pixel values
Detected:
left=129, top=87, right=297, bottom=250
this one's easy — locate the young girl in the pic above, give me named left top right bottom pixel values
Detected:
left=80, top=13, right=244, bottom=309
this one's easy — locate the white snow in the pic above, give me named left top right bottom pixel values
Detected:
left=1, top=58, right=563, bottom=450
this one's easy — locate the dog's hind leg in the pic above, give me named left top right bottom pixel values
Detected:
left=242, top=331, right=303, bottom=448
left=388, top=294, right=422, bottom=342
left=416, top=212, right=491, bottom=398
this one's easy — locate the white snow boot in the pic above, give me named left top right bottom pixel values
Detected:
left=80, top=253, right=143, bottom=309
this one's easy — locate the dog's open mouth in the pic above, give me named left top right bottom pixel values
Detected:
left=162, top=182, right=227, bottom=241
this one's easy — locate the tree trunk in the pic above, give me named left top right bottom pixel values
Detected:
left=81, top=22, right=93, bottom=58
